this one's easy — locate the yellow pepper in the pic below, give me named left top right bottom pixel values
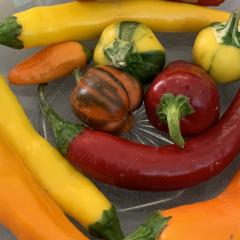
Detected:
left=0, top=135, right=89, bottom=240
left=0, top=75, right=123, bottom=240
left=0, top=118, right=164, bottom=240
left=193, top=10, right=240, bottom=84
left=0, top=0, right=230, bottom=49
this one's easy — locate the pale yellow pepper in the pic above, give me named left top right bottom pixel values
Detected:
left=0, top=0, right=230, bottom=49
left=193, top=10, right=240, bottom=84
left=0, top=75, right=123, bottom=240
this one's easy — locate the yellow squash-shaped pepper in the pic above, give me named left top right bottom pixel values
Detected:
left=0, top=75, right=123, bottom=240
left=94, top=21, right=165, bottom=84
left=0, top=0, right=230, bottom=49
left=0, top=136, right=89, bottom=240
left=193, top=10, right=240, bottom=84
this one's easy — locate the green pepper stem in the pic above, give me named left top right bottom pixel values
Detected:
left=220, top=9, right=240, bottom=47
left=0, top=16, right=23, bottom=49
left=37, top=84, right=83, bottom=155
left=124, top=212, right=170, bottom=240
left=73, top=68, right=83, bottom=84
left=104, top=39, right=134, bottom=68
left=82, top=46, right=93, bottom=64
left=89, top=206, right=124, bottom=240
left=156, top=93, right=194, bottom=149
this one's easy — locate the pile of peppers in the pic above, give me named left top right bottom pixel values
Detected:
left=0, top=1, right=240, bottom=240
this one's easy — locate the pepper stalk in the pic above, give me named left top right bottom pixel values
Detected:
left=215, top=9, right=240, bottom=47
left=156, top=93, right=194, bottom=148
left=124, top=213, right=170, bottom=240
left=38, top=84, right=83, bottom=156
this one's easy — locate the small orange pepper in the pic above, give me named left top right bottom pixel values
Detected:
left=8, top=41, right=92, bottom=85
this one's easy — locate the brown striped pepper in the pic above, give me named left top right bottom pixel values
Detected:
left=71, top=66, right=143, bottom=133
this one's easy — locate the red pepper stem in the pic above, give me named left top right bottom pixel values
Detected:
left=37, top=84, right=84, bottom=155
left=156, top=93, right=194, bottom=148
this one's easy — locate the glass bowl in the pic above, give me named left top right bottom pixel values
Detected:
left=0, top=0, right=239, bottom=239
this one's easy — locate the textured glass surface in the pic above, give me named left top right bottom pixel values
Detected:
left=0, top=0, right=239, bottom=239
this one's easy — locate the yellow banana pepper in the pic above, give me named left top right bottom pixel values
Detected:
left=0, top=0, right=230, bottom=49
left=0, top=75, right=123, bottom=240
left=0, top=135, right=89, bottom=240
left=193, top=10, right=240, bottom=84
left=0, top=119, right=165, bottom=240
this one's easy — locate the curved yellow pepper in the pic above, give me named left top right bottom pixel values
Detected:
left=193, top=10, right=240, bottom=84
left=0, top=75, right=122, bottom=240
left=0, top=136, right=88, bottom=240
left=0, top=0, right=230, bottom=49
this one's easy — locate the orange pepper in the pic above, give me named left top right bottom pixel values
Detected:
left=8, top=41, right=92, bottom=85
left=0, top=136, right=88, bottom=240
left=160, top=171, right=240, bottom=240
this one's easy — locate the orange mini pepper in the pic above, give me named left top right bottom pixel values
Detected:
left=8, top=41, right=92, bottom=85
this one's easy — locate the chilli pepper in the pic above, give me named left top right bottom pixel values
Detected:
left=0, top=1, right=230, bottom=49
left=193, top=10, right=240, bottom=84
left=8, top=41, right=92, bottom=85
left=0, top=136, right=88, bottom=240
left=144, top=61, right=220, bottom=148
left=166, top=0, right=224, bottom=6
left=38, top=83, right=240, bottom=191
left=79, top=0, right=224, bottom=6
left=0, top=75, right=123, bottom=240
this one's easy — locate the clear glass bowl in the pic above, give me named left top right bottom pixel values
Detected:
left=0, top=0, right=239, bottom=239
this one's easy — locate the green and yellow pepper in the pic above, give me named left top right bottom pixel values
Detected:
left=94, top=21, right=165, bottom=84
left=193, top=10, right=240, bottom=84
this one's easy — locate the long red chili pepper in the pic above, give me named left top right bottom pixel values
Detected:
left=167, top=0, right=224, bottom=6
left=80, top=0, right=224, bottom=6
left=38, top=85, right=240, bottom=191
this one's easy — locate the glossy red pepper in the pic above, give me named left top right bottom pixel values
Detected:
left=144, top=61, right=220, bottom=148
left=38, top=85, right=240, bottom=191
left=167, top=0, right=224, bottom=6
